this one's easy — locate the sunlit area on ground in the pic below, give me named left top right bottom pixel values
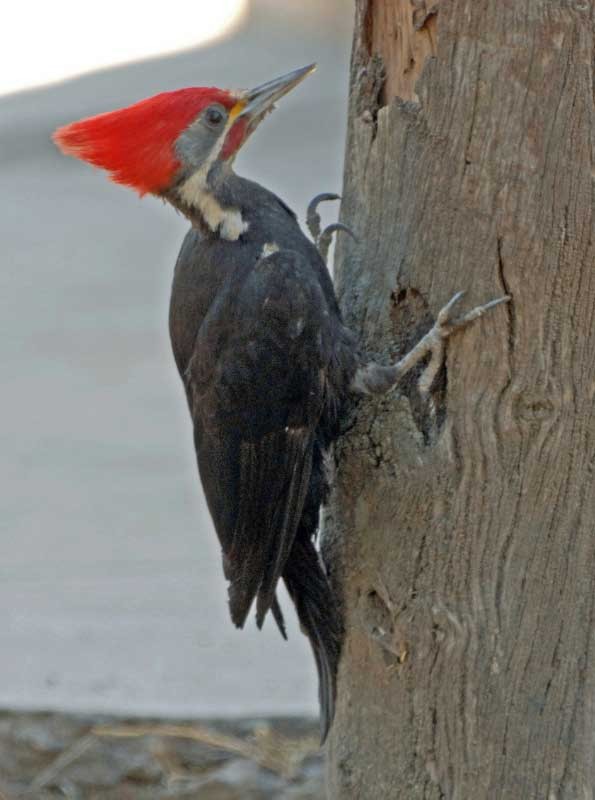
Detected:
left=0, top=0, right=248, bottom=97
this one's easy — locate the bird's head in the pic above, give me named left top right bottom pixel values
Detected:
left=53, top=64, right=316, bottom=199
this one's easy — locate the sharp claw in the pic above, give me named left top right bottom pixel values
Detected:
left=307, top=192, right=341, bottom=211
left=318, top=222, right=358, bottom=262
left=306, top=192, right=341, bottom=241
left=437, top=290, right=466, bottom=325
left=478, top=295, right=511, bottom=311
left=323, top=222, right=358, bottom=242
left=445, top=294, right=511, bottom=332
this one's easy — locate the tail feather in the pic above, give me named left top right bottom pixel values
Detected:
left=283, top=538, right=342, bottom=743
left=228, top=430, right=312, bottom=630
left=255, top=434, right=313, bottom=629
left=271, top=595, right=288, bottom=640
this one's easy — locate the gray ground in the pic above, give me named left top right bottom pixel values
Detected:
left=0, top=710, right=323, bottom=798
left=1, top=0, right=350, bottom=721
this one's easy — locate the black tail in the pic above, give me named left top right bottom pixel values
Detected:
left=283, top=537, right=343, bottom=743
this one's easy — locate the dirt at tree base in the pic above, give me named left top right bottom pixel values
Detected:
left=0, top=711, right=323, bottom=799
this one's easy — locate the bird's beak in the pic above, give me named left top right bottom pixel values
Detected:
left=238, top=64, right=316, bottom=123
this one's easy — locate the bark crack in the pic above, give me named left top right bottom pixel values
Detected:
left=496, top=236, right=515, bottom=359
left=463, top=51, right=484, bottom=170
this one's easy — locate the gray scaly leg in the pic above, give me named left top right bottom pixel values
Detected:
left=351, top=291, right=511, bottom=397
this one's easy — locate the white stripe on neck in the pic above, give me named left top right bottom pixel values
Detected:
left=176, top=109, right=249, bottom=241
left=178, top=172, right=248, bottom=241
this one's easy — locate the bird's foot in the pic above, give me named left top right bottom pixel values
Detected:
left=351, top=291, right=511, bottom=396
left=306, top=192, right=357, bottom=262
left=306, top=192, right=339, bottom=241
left=317, top=222, right=358, bottom=263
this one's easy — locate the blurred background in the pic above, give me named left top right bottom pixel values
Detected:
left=1, top=0, right=351, bottom=722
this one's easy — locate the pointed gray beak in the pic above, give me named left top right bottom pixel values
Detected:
left=239, top=64, right=316, bottom=121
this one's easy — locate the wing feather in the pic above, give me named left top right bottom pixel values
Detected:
left=187, top=249, right=332, bottom=630
left=227, top=427, right=313, bottom=629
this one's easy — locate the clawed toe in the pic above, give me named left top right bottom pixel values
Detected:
left=318, top=222, right=358, bottom=262
left=418, top=292, right=511, bottom=395
left=305, top=192, right=357, bottom=262
left=437, top=292, right=511, bottom=337
left=351, top=291, right=511, bottom=397
left=436, top=290, right=466, bottom=327
left=306, top=192, right=340, bottom=241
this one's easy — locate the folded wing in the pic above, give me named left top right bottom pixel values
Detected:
left=186, top=249, right=333, bottom=629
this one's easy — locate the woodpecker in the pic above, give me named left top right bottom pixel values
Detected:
left=53, top=64, right=508, bottom=741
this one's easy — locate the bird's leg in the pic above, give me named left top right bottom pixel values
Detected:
left=351, top=292, right=511, bottom=397
left=306, top=193, right=357, bottom=262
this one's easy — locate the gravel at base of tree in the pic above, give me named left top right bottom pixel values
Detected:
left=0, top=711, right=324, bottom=799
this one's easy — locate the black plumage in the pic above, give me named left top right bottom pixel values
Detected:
left=169, top=175, right=357, bottom=740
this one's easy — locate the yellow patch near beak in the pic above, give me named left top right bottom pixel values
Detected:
left=228, top=100, right=246, bottom=123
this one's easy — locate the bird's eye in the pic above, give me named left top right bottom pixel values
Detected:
left=205, top=106, right=225, bottom=127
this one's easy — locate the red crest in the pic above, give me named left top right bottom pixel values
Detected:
left=53, top=88, right=236, bottom=195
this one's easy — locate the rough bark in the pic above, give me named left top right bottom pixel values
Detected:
left=324, top=1, right=595, bottom=798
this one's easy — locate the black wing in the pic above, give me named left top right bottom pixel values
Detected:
left=186, top=249, right=333, bottom=629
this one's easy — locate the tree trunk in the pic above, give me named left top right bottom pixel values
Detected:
left=324, top=1, right=595, bottom=798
